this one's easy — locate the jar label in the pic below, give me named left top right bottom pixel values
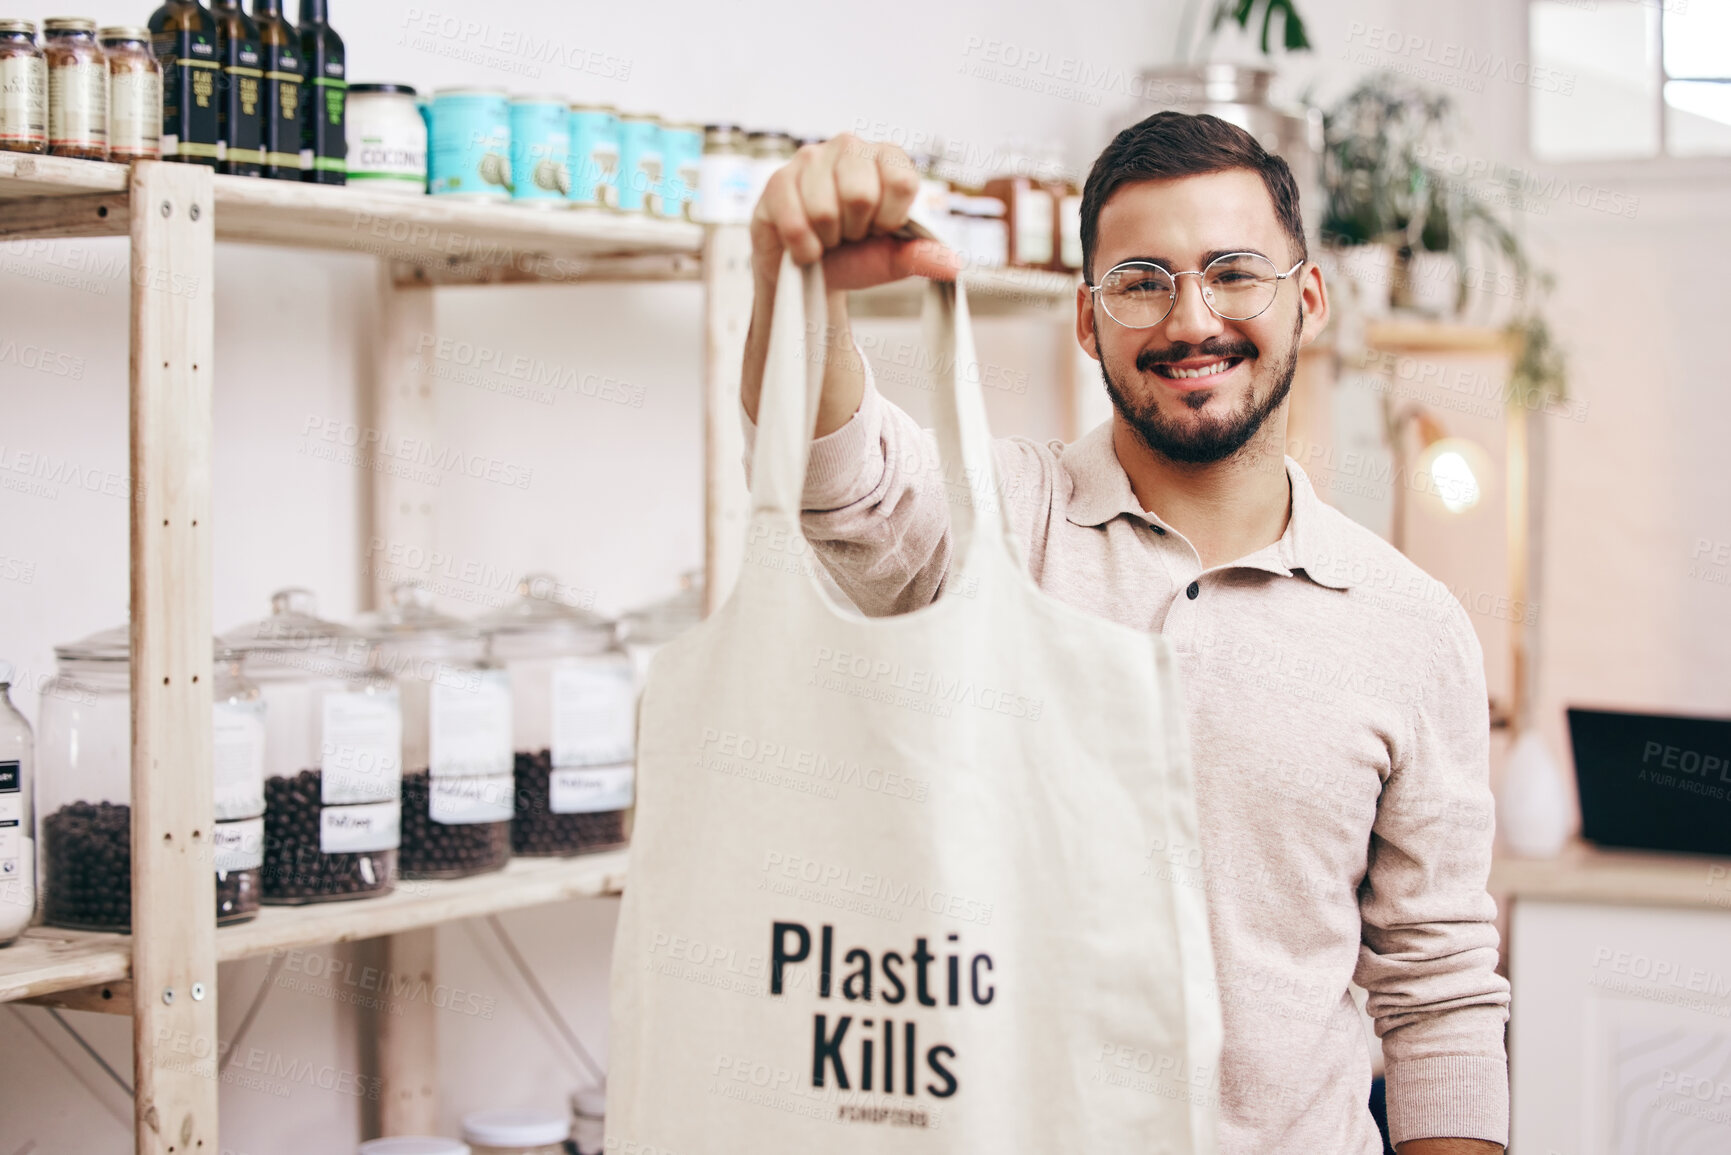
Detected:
left=551, top=763, right=634, bottom=814
left=429, top=670, right=512, bottom=778
left=109, top=70, right=161, bottom=156
left=1059, top=195, right=1083, bottom=270
left=428, top=772, right=514, bottom=825
left=551, top=660, right=635, bottom=767
left=0, top=761, right=20, bottom=884
left=213, top=699, right=267, bottom=821
left=213, top=815, right=265, bottom=872
left=49, top=60, right=106, bottom=149
left=697, top=153, right=753, bottom=225
left=0, top=55, right=47, bottom=144
left=1015, top=187, right=1054, bottom=266
left=319, top=799, right=400, bottom=853
left=321, top=689, right=402, bottom=805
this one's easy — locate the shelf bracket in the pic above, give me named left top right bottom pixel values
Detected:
left=128, top=159, right=219, bottom=1155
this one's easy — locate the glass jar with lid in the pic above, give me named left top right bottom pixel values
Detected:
left=357, top=1140, right=469, bottom=1155
left=620, top=570, right=704, bottom=687
left=0, top=661, right=37, bottom=945
left=0, top=20, right=47, bottom=155
left=479, top=575, right=634, bottom=857
left=462, top=1109, right=570, bottom=1155
left=223, top=589, right=401, bottom=904
left=361, top=585, right=512, bottom=879
left=43, top=17, right=107, bottom=160
left=37, top=623, right=267, bottom=930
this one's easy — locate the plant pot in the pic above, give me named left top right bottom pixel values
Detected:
left=1324, top=242, right=1396, bottom=319
left=1402, top=251, right=1459, bottom=318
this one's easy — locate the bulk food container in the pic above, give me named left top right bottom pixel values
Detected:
left=0, top=662, right=37, bottom=945
left=37, top=624, right=267, bottom=930
left=479, top=576, right=634, bottom=857
left=223, top=589, right=401, bottom=904
left=462, top=1109, right=570, bottom=1155
left=619, top=570, right=704, bottom=686
left=361, top=585, right=512, bottom=879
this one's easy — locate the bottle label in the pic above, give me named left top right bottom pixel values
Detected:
left=219, top=35, right=263, bottom=165
left=428, top=773, right=514, bottom=825
left=302, top=63, right=346, bottom=174
left=1015, top=187, right=1055, bottom=266
left=213, top=815, right=265, bottom=872
left=320, top=689, right=402, bottom=805
left=0, top=761, right=21, bottom=885
left=551, top=660, right=636, bottom=767
left=550, top=763, right=634, bottom=815
left=0, top=55, right=46, bottom=145
left=49, top=60, right=106, bottom=148
left=153, top=27, right=220, bottom=159
left=261, top=42, right=301, bottom=169
left=319, top=799, right=400, bottom=854
left=213, top=699, right=267, bottom=820
left=429, top=671, right=512, bottom=778
left=109, top=70, right=161, bottom=156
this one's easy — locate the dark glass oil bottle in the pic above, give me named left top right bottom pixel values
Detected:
left=297, top=1, right=344, bottom=184
left=148, top=0, right=221, bottom=166
left=252, top=0, right=302, bottom=181
left=211, top=0, right=263, bottom=175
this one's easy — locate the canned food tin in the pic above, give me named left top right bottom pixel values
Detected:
left=615, top=112, right=659, bottom=214
left=429, top=87, right=509, bottom=200
left=347, top=83, right=425, bottom=195
left=509, top=96, right=567, bottom=207
left=654, top=120, right=701, bottom=222
left=567, top=104, right=618, bottom=210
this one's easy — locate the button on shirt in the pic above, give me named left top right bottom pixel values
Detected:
left=744, top=370, right=1511, bottom=1154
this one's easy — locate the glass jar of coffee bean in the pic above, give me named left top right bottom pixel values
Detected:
left=361, top=585, right=512, bottom=880
left=223, top=589, right=402, bottom=904
left=480, top=574, right=635, bottom=857
left=36, top=624, right=267, bottom=931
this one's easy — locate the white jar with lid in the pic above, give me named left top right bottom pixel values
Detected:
left=462, top=1109, right=570, bottom=1155
left=347, top=83, right=427, bottom=195
left=357, top=1139, right=469, bottom=1155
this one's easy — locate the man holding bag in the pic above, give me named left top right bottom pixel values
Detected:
left=740, top=113, right=1510, bottom=1155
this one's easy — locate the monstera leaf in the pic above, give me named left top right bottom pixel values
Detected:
left=1213, top=0, right=1312, bottom=54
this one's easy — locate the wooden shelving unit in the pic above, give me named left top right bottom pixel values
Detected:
left=1491, top=841, right=1731, bottom=912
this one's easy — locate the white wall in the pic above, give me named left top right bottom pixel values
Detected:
left=4, top=0, right=1729, bottom=1151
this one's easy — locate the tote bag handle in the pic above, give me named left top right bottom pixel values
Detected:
left=746, top=237, right=1019, bottom=588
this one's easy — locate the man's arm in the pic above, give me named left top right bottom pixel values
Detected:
left=1355, top=598, right=1512, bottom=1150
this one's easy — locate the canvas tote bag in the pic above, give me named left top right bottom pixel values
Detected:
left=606, top=251, right=1222, bottom=1153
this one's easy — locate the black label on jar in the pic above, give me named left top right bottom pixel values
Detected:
left=219, top=36, right=263, bottom=168
left=261, top=42, right=301, bottom=173
left=152, top=28, right=219, bottom=162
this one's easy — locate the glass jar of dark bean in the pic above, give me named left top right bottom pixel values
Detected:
left=361, top=585, right=512, bottom=880
left=480, top=574, right=636, bottom=857
left=37, top=624, right=267, bottom=931
left=223, top=589, right=402, bottom=904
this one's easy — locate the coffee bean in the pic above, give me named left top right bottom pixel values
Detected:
left=398, top=770, right=511, bottom=879
left=42, top=801, right=262, bottom=930
left=262, top=769, right=395, bottom=902
left=511, top=749, right=627, bottom=857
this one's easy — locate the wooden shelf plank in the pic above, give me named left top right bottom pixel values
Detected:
left=1490, top=840, right=1731, bottom=911
left=0, top=152, right=131, bottom=199
left=1364, top=318, right=1518, bottom=355
left=0, top=851, right=627, bottom=1006
left=851, top=266, right=1079, bottom=318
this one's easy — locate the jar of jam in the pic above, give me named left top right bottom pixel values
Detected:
left=44, top=18, right=106, bottom=159
left=100, top=27, right=161, bottom=162
left=0, top=20, right=47, bottom=154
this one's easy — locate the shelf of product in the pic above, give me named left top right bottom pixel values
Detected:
left=1489, top=841, right=1731, bottom=910
left=0, top=848, right=627, bottom=1004
left=479, top=577, right=635, bottom=858
left=0, top=665, right=35, bottom=946
left=359, top=586, right=514, bottom=881
left=848, top=262, right=1081, bottom=318
left=35, top=624, right=267, bottom=931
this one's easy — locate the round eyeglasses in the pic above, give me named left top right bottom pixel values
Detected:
left=1088, top=253, right=1306, bottom=329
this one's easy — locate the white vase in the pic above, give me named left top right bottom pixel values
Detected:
left=1497, top=729, right=1572, bottom=859
left=1405, top=251, right=1459, bottom=318
left=1328, top=243, right=1395, bottom=319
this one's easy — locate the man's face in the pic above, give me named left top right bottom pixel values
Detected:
left=1076, top=169, right=1328, bottom=465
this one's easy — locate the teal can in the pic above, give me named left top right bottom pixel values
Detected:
left=430, top=88, right=511, bottom=200
left=656, top=122, right=703, bottom=222
left=616, top=113, right=662, bottom=214
left=567, top=105, right=620, bottom=210
left=510, top=98, right=570, bottom=206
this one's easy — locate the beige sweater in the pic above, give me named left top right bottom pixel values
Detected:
left=743, top=374, right=1511, bottom=1153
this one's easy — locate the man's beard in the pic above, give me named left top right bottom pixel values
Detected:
left=1100, top=311, right=1302, bottom=466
